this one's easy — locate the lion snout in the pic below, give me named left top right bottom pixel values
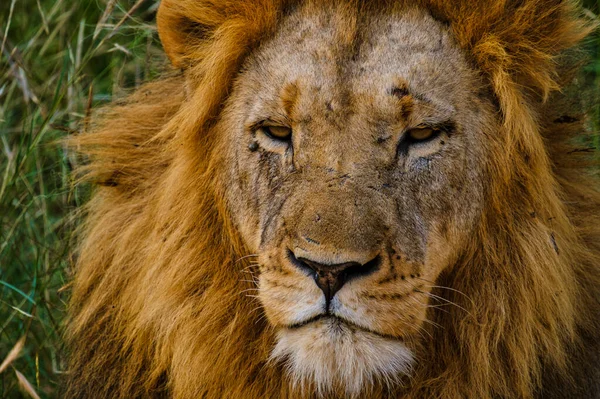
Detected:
left=288, top=249, right=381, bottom=306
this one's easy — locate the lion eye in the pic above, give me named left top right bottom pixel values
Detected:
left=261, top=126, right=292, bottom=141
left=407, top=127, right=437, bottom=142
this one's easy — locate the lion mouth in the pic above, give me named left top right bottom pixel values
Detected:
left=287, top=314, right=403, bottom=341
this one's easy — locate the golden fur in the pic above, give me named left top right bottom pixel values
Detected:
left=65, top=0, right=600, bottom=398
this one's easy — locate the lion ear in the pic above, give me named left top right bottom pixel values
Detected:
left=157, top=0, right=285, bottom=69
left=156, top=0, right=284, bottom=130
left=157, top=0, right=210, bottom=68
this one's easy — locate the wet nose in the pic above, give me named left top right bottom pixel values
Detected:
left=290, top=251, right=380, bottom=305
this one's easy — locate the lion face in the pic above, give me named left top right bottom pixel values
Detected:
left=217, top=5, right=497, bottom=396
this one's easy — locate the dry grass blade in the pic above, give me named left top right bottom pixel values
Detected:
left=93, top=0, right=150, bottom=56
left=15, top=370, right=41, bottom=399
left=57, top=282, right=73, bottom=293
left=0, top=35, right=39, bottom=105
left=108, top=0, right=148, bottom=40
left=83, top=84, right=94, bottom=135
left=76, top=19, right=86, bottom=69
left=35, top=0, right=50, bottom=34
left=0, top=336, right=26, bottom=374
left=94, top=0, right=119, bottom=40
left=1, top=0, right=17, bottom=55
left=582, top=7, right=600, bottom=22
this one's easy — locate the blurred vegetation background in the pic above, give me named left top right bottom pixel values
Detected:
left=0, top=1, right=164, bottom=397
left=0, top=0, right=598, bottom=397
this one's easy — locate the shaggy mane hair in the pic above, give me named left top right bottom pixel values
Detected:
left=65, top=0, right=600, bottom=398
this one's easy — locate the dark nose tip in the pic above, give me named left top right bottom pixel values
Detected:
left=290, top=251, right=380, bottom=306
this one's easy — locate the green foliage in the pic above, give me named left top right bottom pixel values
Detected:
left=0, top=0, right=598, bottom=398
left=583, top=0, right=600, bottom=152
left=0, top=1, right=163, bottom=397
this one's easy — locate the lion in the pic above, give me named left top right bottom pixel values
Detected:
left=64, top=0, right=600, bottom=398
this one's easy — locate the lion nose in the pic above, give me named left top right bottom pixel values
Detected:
left=291, top=252, right=380, bottom=305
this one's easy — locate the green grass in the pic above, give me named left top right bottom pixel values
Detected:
left=0, top=0, right=598, bottom=398
left=584, top=1, right=600, bottom=153
left=0, top=1, right=163, bottom=397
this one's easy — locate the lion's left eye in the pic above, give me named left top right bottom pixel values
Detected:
left=396, top=125, right=446, bottom=157
left=407, top=127, right=438, bottom=143
left=261, top=126, right=292, bottom=141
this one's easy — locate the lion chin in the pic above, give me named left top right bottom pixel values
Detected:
left=271, top=317, right=414, bottom=397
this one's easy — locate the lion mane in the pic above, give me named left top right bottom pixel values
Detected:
left=65, top=0, right=600, bottom=398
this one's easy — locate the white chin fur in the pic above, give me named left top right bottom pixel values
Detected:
left=270, top=318, right=414, bottom=397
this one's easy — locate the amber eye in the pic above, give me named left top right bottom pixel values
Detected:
left=407, top=127, right=437, bottom=142
left=261, top=126, right=292, bottom=141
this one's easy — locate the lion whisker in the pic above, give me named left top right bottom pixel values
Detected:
left=235, top=254, right=259, bottom=263
left=240, top=268, right=259, bottom=275
left=417, top=319, right=442, bottom=341
left=241, top=263, right=260, bottom=271
left=416, top=278, right=473, bottom=302
left=414, top=323, right=435, bottom=340
left=405, top=294, right=452, bottom=315
left=252, top=310, right=270, bottom=326
left=416, top=290, right=474, bottom=318
left=240, top=270, right=259, bottom=279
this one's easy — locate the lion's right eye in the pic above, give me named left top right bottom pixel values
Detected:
left=407, top=127, right=437, bottom=142
left=260, top=126, right=292, bottom=142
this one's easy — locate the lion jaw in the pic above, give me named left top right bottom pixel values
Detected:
left=270, top=317, right=414, bottom=397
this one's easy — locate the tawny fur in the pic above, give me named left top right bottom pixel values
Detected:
left=65, top=0, right=600, bottom=398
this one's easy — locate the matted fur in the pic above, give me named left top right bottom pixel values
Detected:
left=65, top=0, right=600, bottom=398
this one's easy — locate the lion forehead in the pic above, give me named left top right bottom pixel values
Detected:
left=241, top=7, right=470, bottom=120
